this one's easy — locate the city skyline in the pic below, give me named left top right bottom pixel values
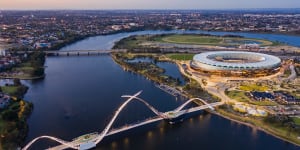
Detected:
left=1, top=0, right=300, bottom=10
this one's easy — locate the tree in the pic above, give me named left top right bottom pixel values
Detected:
left=2, top=110, right=18, bottom=121
left=13, top=78, right=21, bottom=86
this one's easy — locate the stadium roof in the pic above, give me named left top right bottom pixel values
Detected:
left=193, top=51, right=281, bottom=71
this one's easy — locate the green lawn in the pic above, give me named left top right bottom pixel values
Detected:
left=250, top=100, right=278, bottom=106
left=15, top=66, right=34, bottom=72
left=155, top=34, right=273, bottom=46
left=158, top=35, right=223, bottom=45
left=239, top=84, right=269, bottom=92
left=226, top=90, right=277, bottom=106
left=226, top=90, right=250, bottom=102
left=166, top=53, right=195, bottom=60
left=1, top=85, right=28, bottom=98
left=293, top=117, right=300, bottom=126
left=1, top=86, right=19, bottom=95
left=13, top=62, right=34, bottom=71
left=114, top=35, right=149, bottom=49
left=114, top=34, right=274, bottom=49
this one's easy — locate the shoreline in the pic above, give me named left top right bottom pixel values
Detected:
left=0, top=75, right=45, bottom=80
left=0, top=84, right=33, bottom=149
left=112, top=53, right=300, bottom=147
left=0, top=51, right=45, bottom=148
left=212, top=110, right=300, bottom=147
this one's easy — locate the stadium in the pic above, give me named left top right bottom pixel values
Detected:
left=191, top=51, right=281, bottom=77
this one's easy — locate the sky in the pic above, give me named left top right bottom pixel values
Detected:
left=1, top=0, right=300, bottom=10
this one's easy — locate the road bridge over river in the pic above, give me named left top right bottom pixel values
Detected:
left=16, top=49, right=127, bottom=56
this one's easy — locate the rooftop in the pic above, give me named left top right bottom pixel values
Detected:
left=193, top=51, right=281, bottom=70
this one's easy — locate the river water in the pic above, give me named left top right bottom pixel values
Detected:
left=24, top=30, right=300, bottom=150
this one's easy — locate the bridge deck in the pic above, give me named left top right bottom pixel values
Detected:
left=47, top=102, right=223, bottom=150
left=16, top=49, right=127, bottom=56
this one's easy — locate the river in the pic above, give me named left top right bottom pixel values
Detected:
left=24, top=30, right=300, bottom=150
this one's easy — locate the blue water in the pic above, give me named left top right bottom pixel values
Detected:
left=126, top=57, right=186, bottom=85
left=157, top=62, right=186, bottom=85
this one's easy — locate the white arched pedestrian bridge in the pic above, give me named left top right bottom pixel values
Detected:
left=23, top=91, right=223, bottom=150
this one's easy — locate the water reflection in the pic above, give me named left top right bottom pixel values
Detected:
left=111, top=141, right=118, bottom=149
left=251, top=127, right=258, bottom=139
left=147, top=131, right=153, bottom=139
left=123, top=137, right=129, bottom=145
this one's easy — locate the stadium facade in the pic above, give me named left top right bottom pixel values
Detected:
left=191, top=51, right=281, bottom=77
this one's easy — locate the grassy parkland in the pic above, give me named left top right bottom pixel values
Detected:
left=154, top=34, right=273, bottom=46
left=166, top=53, right=195, bottom=60
left=0, top=51, right=46, bottom=80
left=113, top=33, right=276, bottom=50
left=225, top=90, right=277, bottom=106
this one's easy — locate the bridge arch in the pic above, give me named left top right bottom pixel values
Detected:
left=120, top=95, right=163, bottom=117
left=174, top=98, right=214, bottom=112
left=22, top=136, right=77, bottom=150
left=23, top=91, right=163, bottom=150
left=23, top=91, right=217, bottom=150
left=94, top=91, right=164, bottom=144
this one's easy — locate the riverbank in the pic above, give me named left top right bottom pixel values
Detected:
left=0, top=75, right=45, bottom=80
left=0, top=82, right=33, bottom=149
left=0, top=52, right=44, bottom=149
left=51, top=28, right=150, bottom=50
left=112, top=51, right=300, bottom=147
left=215, top=107, right=300, bottom=147
left=0, top=51, right=46, bottom=80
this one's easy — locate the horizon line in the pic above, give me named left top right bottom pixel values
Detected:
left=1, top=8, right=300, bottom=11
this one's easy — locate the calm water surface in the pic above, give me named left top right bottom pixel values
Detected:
left=126, top=57, right=186, bottom=85
left=23, top=30, right=300, bottom=150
